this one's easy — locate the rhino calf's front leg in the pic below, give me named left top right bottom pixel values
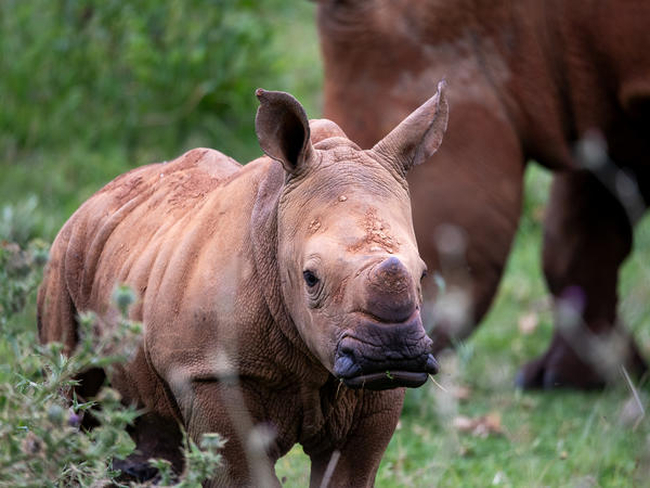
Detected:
left=306, top=389, right=404, bottom=488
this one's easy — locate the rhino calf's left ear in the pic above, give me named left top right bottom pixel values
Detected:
left=255, top=88, right=314, bottom=176
left=372, top=80, right=449, bottom=174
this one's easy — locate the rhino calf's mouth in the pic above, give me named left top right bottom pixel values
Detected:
left=341, top=370, right=434, bottom=390
left=333, top=314, right=439, bottom=390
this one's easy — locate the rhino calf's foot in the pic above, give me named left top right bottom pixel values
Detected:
left=113, top=412, right=185, bottom=482
left=113, top=457, right=161, bottom=483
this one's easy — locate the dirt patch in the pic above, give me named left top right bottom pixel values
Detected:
left=347, top=208, right=400, bottom=254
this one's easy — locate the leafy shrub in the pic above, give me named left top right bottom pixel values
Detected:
left=0, top=239, right=48, bottom=331
left=0, top=0, right=298, bottom=161
left=0, top=196, right=54, bottom=248
left=0, top=1, right=322, bottom=240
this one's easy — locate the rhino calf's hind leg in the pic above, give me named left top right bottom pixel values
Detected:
left=114, top=412, right=184, bottom=483
left=517, top=171, right=647, bottom=389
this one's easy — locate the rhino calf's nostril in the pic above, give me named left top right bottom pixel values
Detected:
left=334, top=354, right=361, bottom=378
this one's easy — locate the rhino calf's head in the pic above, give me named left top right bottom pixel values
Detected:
left=255, top=81, right=448, bottom=390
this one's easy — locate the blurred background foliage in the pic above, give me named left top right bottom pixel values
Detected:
left=0, top=0, right=322, bottom=242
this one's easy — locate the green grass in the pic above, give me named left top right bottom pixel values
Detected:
left=1, top=3, right=649, bottom=486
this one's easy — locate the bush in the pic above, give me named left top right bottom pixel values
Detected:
left=0, top=1, right=322, bottom=241
left=0, top=239, right=48, bottom=331
left=0, top=0, right=296, bottom=161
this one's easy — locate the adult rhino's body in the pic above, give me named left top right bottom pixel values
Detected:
left=38, top=87, right=448, bottom=486
left=317, top=0, right=650, bottom=389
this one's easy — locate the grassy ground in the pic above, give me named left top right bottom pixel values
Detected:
left=1, top=3, right=649, bottom=486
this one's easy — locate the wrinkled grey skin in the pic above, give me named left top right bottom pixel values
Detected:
left=38, top=85, right=448, bottom=486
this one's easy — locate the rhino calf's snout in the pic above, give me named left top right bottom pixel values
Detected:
left=365, top=256, right=418, bottom=323
left=334, top=318, right=439, bottom=390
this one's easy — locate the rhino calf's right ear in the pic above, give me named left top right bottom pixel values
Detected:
left=255, top=89, right=314, bottom=176
left=371, top=80, right=449, bottom=175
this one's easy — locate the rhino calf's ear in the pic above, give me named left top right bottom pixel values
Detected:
left=255, top=89, right=314, bottom=176
left=372, top=80, right=449, bottom=175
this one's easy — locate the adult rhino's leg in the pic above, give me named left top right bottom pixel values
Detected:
left=409, top=102, right=525, bottom=351
left=517, top=170, right=647, bottom=389
left=307, top=389, right=404, bottom=488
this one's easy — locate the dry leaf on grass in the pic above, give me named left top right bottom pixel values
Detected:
left=618, top=394, right=645, bottom=429
left=518, top=312, right=539, bottom=335
left=532, top=205, right=545, bottom=223
left=453, top=412, right=503, bottom=438
left=451, top=385, right=472, bottom=401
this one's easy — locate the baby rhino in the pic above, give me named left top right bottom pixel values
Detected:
left=38, top=83, right=449, bottom=487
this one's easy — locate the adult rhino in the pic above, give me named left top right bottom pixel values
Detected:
left=38, top=85, right=448, bottom=486
left=317, top=0, right=649, bottom=389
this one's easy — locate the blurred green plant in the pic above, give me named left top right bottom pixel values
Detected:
left=0, top=196, right=54, bottom=248
left=0, top=0, right=290, bottom=160
left=0, top=1, right=322, bottom=241
left=0, top=239, right=49, bottom=331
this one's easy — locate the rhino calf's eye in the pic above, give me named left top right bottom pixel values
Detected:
left=303, top=270, right=319, bottom=288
